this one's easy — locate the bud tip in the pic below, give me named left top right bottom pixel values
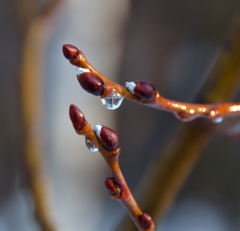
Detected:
left=62, top=44, right=79, bottom=60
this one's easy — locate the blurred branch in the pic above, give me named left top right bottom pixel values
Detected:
left=21, top=0, right=64, bottom=230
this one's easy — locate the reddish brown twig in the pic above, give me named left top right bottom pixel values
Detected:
left=69, top=104, right=154, bottom=231
left=63, top=44, right=240, bottom=123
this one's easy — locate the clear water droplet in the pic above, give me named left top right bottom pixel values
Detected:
left=101, top=91, right=124, bottom=110
left=213, top=117, right=223, bottom=123
left=85, top=139, right=98, bottom=152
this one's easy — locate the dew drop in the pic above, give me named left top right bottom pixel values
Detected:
left=213, top=117, right=223, bottom=123
left=85, top=139, right=98, bottom=152
left=101, top=91, right=124, bottom=110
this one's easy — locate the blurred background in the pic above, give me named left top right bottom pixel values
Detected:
left=1, top=0, right=240, bottom=230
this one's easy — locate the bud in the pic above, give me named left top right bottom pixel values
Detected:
left=125, top=81, right=156, bottom=102
left=104, top=177, right=118, bottom=196
left=62, top=44, right=79, bottom=60
left=77, top=72, right=104, bottom=96
left=69, top=104, right=86, bottom=131
left=140, top=213, right=154, bottom=229
left=94, top=124, right=119, bottom=151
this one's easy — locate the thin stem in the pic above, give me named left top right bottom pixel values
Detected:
left=69, top=50, right=240, bottom=123
left=70, top=106, right=154, bottom=231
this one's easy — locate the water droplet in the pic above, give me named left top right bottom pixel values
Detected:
left=213, top=117, right=223, bottom=123
left=85, top=139, right=98, bottom=152
left=101, top=91, right=124, bottom=110
left=209, top=110, right=223, bottom=123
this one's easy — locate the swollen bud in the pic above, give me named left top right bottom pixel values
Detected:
left=140, top=213, right=154, bottom=229
left=62, top=44, right=79, bottom=60
left=94, top=124, right=119, bottom=151
left=125, top=81, right=156, bottom=102
left=77, top=72, right=104, bottom=96
left=69, top=104, right=86, bottom=131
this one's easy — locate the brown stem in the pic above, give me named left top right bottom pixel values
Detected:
left=66, top=48, right=240, bottom=123
left=69, top=105, right=154, bottom=231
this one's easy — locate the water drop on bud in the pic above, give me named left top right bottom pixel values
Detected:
left=140, top=213, right=154, bottom=229
left=69, top=104, right=86, bottom=131
left=77, top=72, right=104, bottom=96
left=125, top=81, right=156, bottom=102
left=62, top=44, right=79, bottom=60
left=104, top=177, right=118, bottom=196
left=94, top=124, right=119, bottom=151
left=101, top=91, right=124, bottom=110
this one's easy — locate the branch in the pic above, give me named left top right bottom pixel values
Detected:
left=21, top=1, right=64, bottom=230
left=69, top=104, right=154, bottom=231
left=63, top=44, right=240, bottom=123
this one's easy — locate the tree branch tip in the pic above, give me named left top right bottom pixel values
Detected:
left=69, top=104, right=86, bottom=132
left=62, top=44, right=79, bottom=60
left=139, top=213, right=155, bottom=230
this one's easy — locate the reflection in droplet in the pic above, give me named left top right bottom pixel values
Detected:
left=85, top=139, right=98, bottom=152
left=101, top=91, right=124, bottom=110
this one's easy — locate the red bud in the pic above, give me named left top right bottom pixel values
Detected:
left=62, top=44, right=79, bottom=60
left=104, top=177, right=118, bottom=196
left=69, top=104, right=86, bottom=131
left=100, top=126, right=119, bottom=151
left=140, top=213, right=154, bottom=229
left=77, top=72, right=104, bottom=96
left=134, top=81, right=156, bottom=102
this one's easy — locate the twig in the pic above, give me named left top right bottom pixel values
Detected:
left=62, top=11, right=240, bottom=230
left=114, top=11, right=240, bottom=231
left=69, top=104, right=154, bottom=231
left=63, top=44, right=240, bottom=123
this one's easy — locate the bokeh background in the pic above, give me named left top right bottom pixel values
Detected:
left=1, top=0, right=240, bottom=230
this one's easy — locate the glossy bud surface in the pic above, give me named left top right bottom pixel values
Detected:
left=134, top=81, right=156, bottom=102
left=94, top=124, right=119, bottom=151
left=140, top=213, right=154, bottom=229
left=62, top=44, right=79, bottom=60
left=100, top=126, right=119, bottom=151
left=78, top=72, right=104, bottom=96
left=69, top=104, right=86, bottom=131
